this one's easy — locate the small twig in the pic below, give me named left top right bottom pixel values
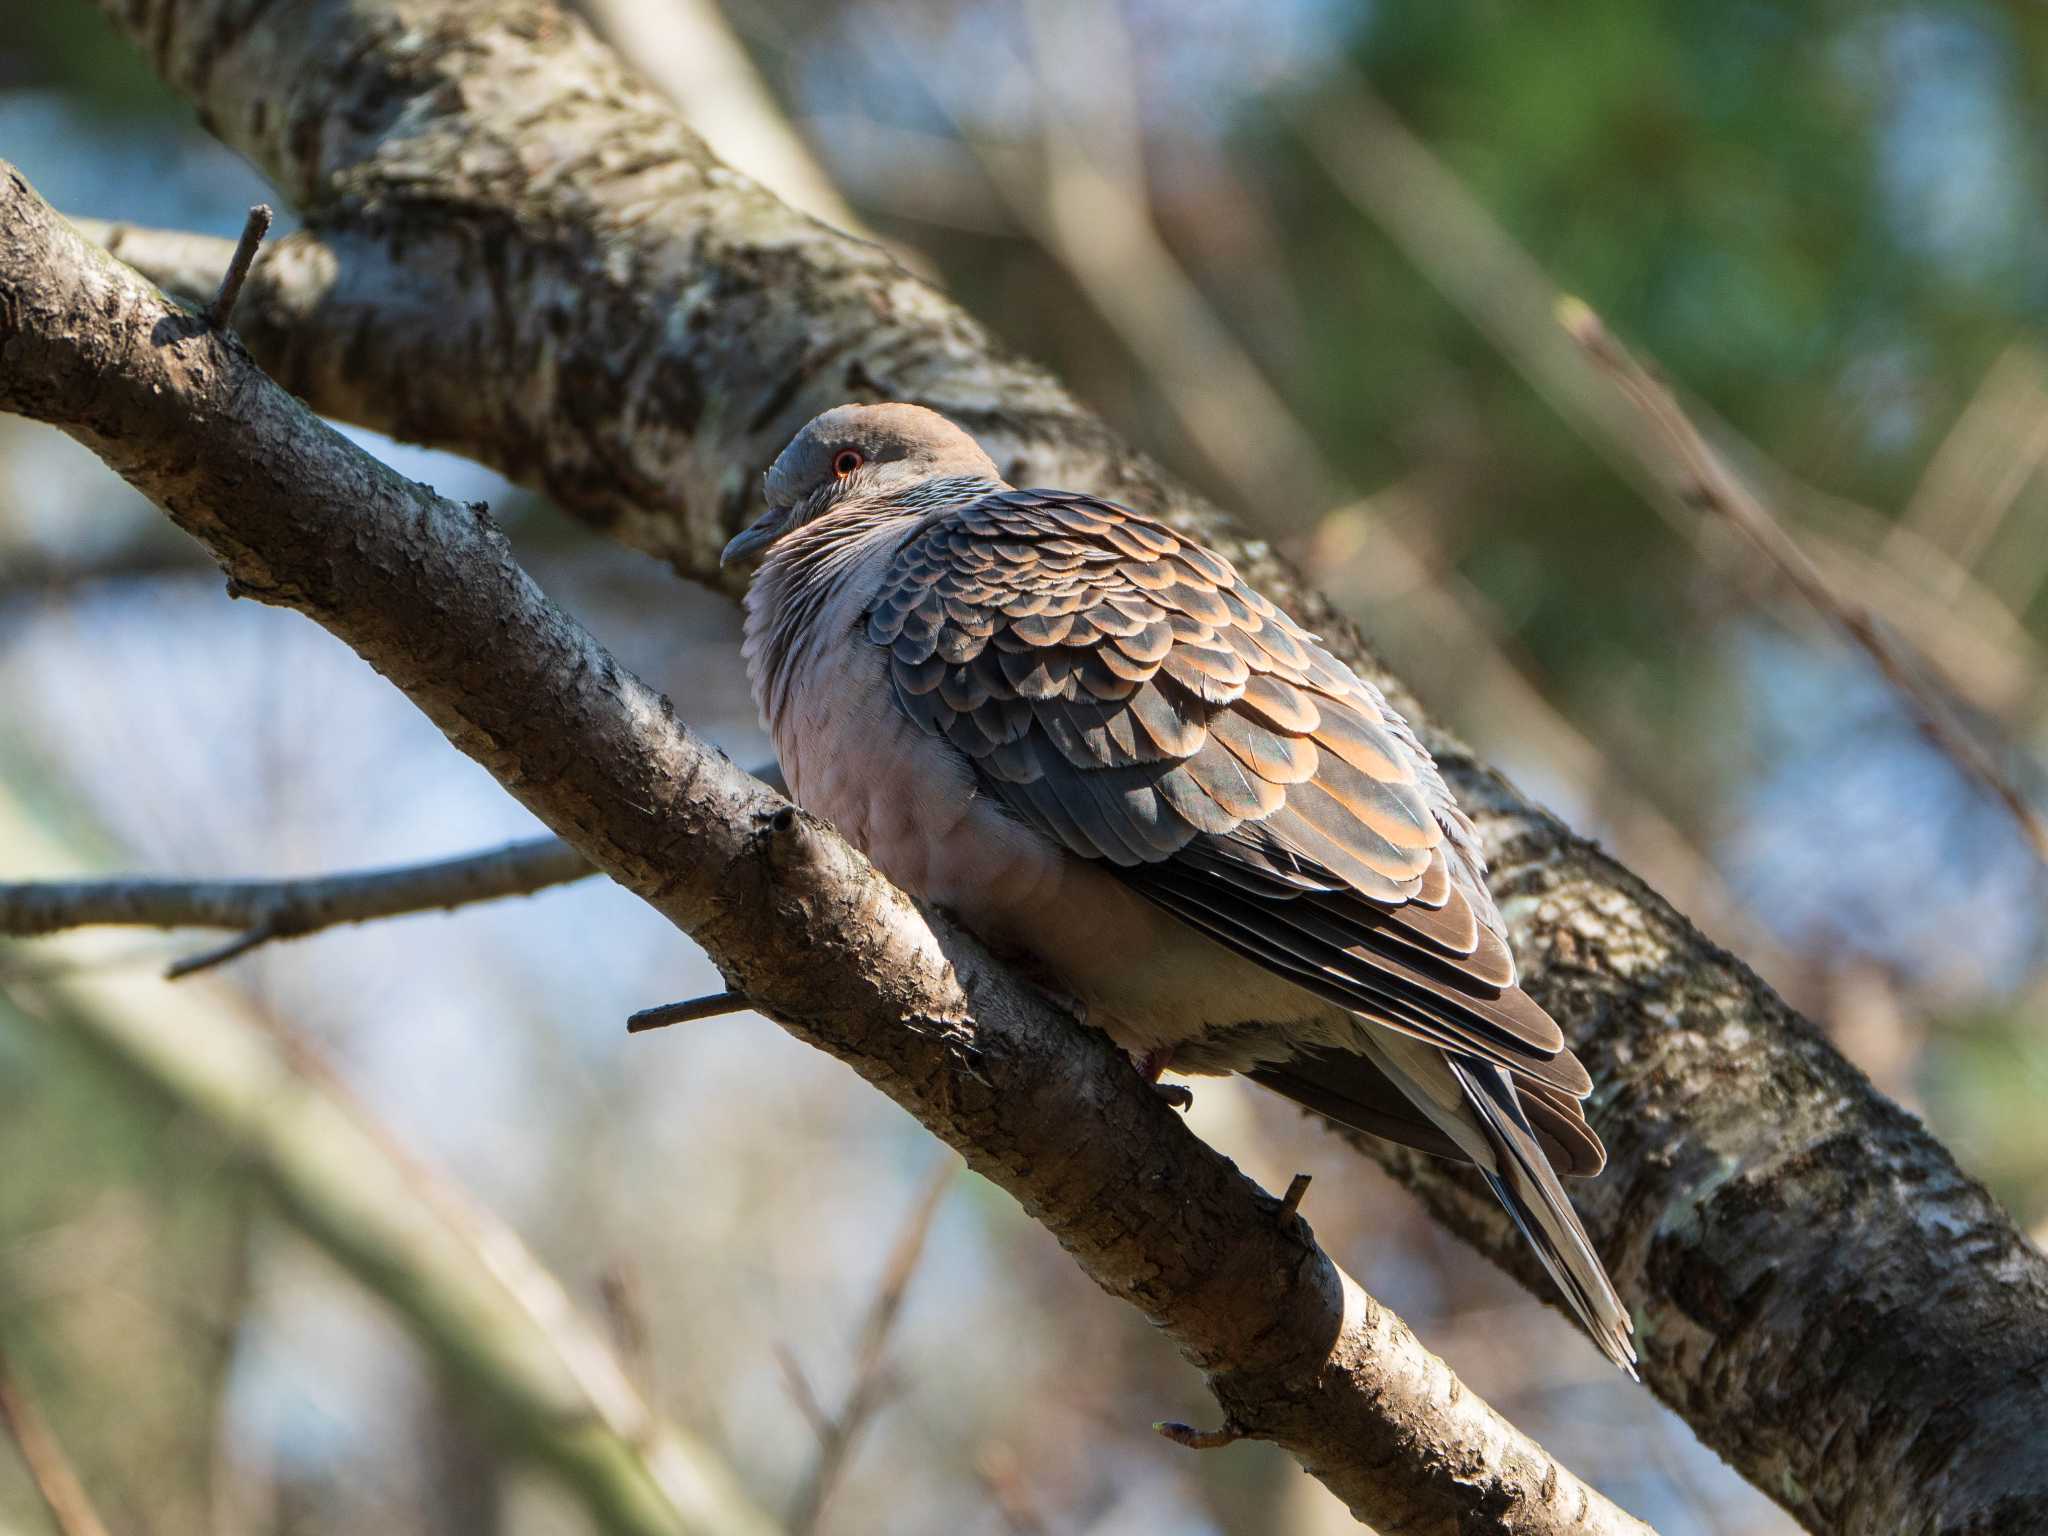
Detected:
left=0, top=1343, right=114, bottom=1536
left=1153, top=1419, right=1245, bottom=1452
left=207, top=203, right=272, bottom=329
left=165, top=923, right=279, bottom=979
left=1278, top=1173, right=1312, bottom=1220
left=626, top=990, right=748, bottom=1033
left=0, top=837, right=595, bottom=976
left=784, top=1159, right=955, bottom=1535
left=1560, top=296, right=2048, bottom=868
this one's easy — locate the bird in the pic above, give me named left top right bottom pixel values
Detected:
left=725, top=402, right=1634, bottom=1372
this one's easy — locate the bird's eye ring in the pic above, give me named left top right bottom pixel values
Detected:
left=832, top=449, right=864, bottom=478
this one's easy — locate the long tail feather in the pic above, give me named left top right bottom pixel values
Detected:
left=1451, top=1058, right=1637, bottom=1375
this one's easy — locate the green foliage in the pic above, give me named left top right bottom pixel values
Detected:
left=1286, top=2, right=2030, bottom=657
left=1924, top=1008, right=2048, bottom=1227
left=12, top=4, right=186, bottom=119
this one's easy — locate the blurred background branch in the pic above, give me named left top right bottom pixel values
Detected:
left=1562, top=296, right=2048, bottom=863
left=1300, top=78, right=2048, bottom=872
left=780, top=1159, right=951, bottom=1536
left=0, top=1342, right=111, bottom=1536
left=0, top=780, right=782, bottom=1536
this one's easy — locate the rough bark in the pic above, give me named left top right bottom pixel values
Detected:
left=51, top=2, right=2048, bottom=1528
left=1, top=159, right=1653, bottom=1536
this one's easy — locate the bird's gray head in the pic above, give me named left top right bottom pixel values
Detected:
left=721, top=403, right=1004, bottom=567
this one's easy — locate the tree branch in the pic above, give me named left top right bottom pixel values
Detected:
left=1, top=159, right=1653, bottom=1536
left=67, top=216, right=240, bottom=311
left=0, top=836, right=593, bottom=976
left=45, top=0, right=2048, bottom=1525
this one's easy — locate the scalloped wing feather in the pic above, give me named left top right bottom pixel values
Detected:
left=866, top=487, right=1597, bottom=1142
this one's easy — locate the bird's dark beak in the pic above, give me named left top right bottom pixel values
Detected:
left=721, top=506, right=787, bottom=568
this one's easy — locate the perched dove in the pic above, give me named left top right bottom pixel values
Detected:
left=727, top=403, right=1634, bottom=1371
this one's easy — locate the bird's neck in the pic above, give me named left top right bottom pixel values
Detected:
left=740, top=505, right=911, bottom=739
left=739, top=477, right=1002, bottom=739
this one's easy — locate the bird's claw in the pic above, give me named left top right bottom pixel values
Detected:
left=1152, top=1081, right=1195, bottom=1112
left=1132, top=1047, right=1192, bottom=1110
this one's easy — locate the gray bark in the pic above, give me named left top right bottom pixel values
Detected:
left=1, top=159, right=1653, bottom=1536
left=46, top=1, right=2048, bottom=1528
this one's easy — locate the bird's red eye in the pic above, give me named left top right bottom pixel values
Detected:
left=832, top=449, right=864, bottom=478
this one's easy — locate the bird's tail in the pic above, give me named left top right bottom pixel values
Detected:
left=1450, top=1057, right=1638, bottom=1376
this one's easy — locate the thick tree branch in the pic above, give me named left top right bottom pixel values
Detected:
left=1, top=160, right=1652, bottom=1536
left=69, top=209, right=1791, bottom=989
left=578, top=0, right=864, bottom=239
left=54, top=2, right=2048, bottom=1529
left=0, top=836, right=593, bottom=976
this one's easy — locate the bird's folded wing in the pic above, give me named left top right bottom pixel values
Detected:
left=867, top=489, right=1597, bottom=1145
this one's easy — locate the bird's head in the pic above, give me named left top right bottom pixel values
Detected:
left=721, top=403, right=1003, bottom=568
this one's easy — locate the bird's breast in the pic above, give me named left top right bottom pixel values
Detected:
left=753, top=609, right=1061, bottom=920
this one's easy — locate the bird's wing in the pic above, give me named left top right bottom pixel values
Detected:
left=866, top=489, right=1599, bottom=1137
